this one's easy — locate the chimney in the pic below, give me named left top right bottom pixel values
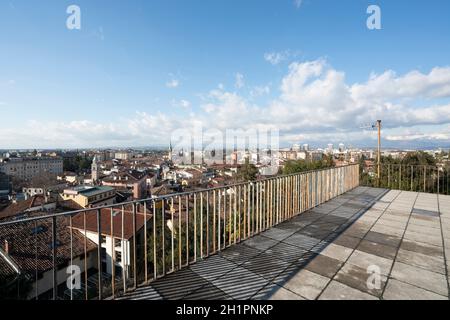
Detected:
left=4, top=240, right=9, bottom=254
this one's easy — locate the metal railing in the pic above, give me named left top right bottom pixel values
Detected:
left=0, top=164, right=359, bottom=300
left=360, top=163, right=450, bottom=195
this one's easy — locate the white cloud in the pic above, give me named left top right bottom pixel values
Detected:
left=250, top=85, right=270, bottom=97
left=264, top=51, right=289, bottom=65
left=3, top=59, right=450, bottom=148
left=166, top=78, right=180, bottom=88
left=235, top=73, right=244, bottom=89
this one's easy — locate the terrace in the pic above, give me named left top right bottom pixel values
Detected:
left=1, top=164, right=449, bottom=300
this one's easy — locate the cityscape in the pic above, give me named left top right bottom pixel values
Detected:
left=1, top=0, right=450, bottom=306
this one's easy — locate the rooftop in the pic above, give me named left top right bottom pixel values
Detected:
left=120, top=186, right=450, bottom=300
left=63, top=185, right=115, bottom=197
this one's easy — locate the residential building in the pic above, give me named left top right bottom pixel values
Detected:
left=0, top=157, right=63, bottom=181
left=70, top=206, right=151, bottom=279
left=101, top=170, right=148, bottom=200
left=0, top=215, right=97, bottom=299
left=60, top=186, right=116, bottom=208
left=114, top=152, right=132, bottom=161
left=0, top=173, right=10, bottom=200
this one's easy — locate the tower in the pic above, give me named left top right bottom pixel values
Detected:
left=92, top=155, right=99, bottom=184
left=168, top=140, right=173, bottom=162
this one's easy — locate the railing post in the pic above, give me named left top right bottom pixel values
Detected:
left=424, top=166, right=426, bottom=192
left=97, top=209, right=103, bottom=300
left=388, top=164, right=391, bottom=189
left=52, top=216, right=57, bottom=300
left=437, top=168, right=440, bottom=195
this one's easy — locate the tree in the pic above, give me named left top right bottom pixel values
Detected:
left=282, top=158, right=334, bottom=175
left=237, top=158, right=259, bottom=182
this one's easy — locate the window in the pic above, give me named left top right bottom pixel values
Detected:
left=115, top=251, right=122, bottom=264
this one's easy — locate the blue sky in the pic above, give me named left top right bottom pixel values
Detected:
left=1, top=0, right=450, bottom=149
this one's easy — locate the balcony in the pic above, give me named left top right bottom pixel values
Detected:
left=1, top=164, right=449, bottom=300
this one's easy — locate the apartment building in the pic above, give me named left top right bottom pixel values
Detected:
left=101, top=170, right=149, bottom=200
left=0, top=157, right=63, bottom=181
left=60, top=185, right=116, bottom=208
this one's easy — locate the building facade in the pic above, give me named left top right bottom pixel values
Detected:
left=60, top=185, right=116, bottom=208
left=0, top=157, right=63, bottom=181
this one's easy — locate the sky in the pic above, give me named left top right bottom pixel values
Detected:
left=1, top=0, right=450, bottom=149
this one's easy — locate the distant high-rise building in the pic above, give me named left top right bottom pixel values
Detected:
left=339, top=143, right=345, bottom=152
left=302, top=144, right=309, bottom=151
left=292, top=144, right=301, bottom=152
left=327, top=144, right=334, bottom=154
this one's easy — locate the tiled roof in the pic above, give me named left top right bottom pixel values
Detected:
left=70, top=205, right=152, bottom=240
left=0, top=215, right=97, bottom=277
left=0, top=195, right=48, bottom=221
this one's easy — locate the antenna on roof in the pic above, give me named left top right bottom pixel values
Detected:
left=360, top=120, right=382, bottom=186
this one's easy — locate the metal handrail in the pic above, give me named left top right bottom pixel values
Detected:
left=0, top=164, right=360, bottom=300
left=0, top=164, right=358, bottom=227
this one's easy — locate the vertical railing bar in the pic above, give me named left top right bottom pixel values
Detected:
left=218, top=189, right=221, bottom=251
left=185, top=196, right=189, bottom=265
left=171, top=198, right=175, bottom=272
left=152, top=202, right=157, bottom=280
left=83, top=212, right=88, bottom=300
left=96, top=209, right=102, bottom=300
left=52, top=216, right=57, bottom=300
left=178, top=196, right=182, bottom=269
left=206, top=191, right=210, bottom=255
left=161, top=199, right=165, bottom=274
left=144, top=202, right=148, bottom=283
left=110, top=208, right=115, bottom=298
left=200, top=192, right=204, bottom=258
left=194, top=193, right=197, bottom=261
left=132, top=203, right=137, bottom=289
left=122, top=206, right=126, bottom=293
left=243, top=185, right=247, bottom=240
left=256, top=182, right=259, bottom=234
left=234, top=186, right=237, bottom=244
left=213, top=190, right=216, bottom=253
left=69, top=214, right=73, bottom=301
left=229, top=187, right=232, bottom=247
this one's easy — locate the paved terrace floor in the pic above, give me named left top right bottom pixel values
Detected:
left=120, top=187, right=450, bottom=300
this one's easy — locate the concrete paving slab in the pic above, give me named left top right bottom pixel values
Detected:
left=314, top=243, right=353, bottom=262
left=277, top=269, right=331, bottom=300
left=211, top=266, right=269, bottom=300
left=383, top=279, right=447, bottom=300
left=304, top=254, right=344, bottom=278
left=318, top=281, right=378, bottom=300
left=242, top=235, right=278, bottom=251
left=396, top=248, right=446, bottom=274
left=334, top=263, right=387, bottom=297
left=390, top=262, right=448, bottom=297
left=356, top=239, right=398, bottom=260
left=346, top=250, right=394, bottom=276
